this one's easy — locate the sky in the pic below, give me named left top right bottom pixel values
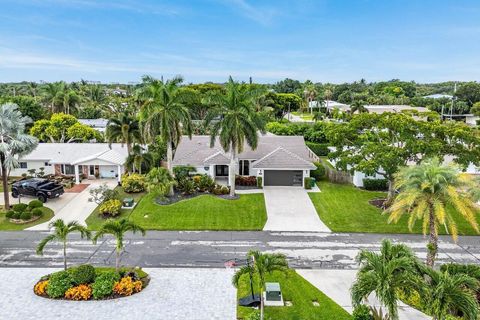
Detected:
left=0, top=0, right=480, bottom=84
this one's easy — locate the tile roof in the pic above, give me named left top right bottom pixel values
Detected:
left=251, top=147, right=316, bottom=169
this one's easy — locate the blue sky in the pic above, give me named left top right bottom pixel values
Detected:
left=1, top=0, right=479, bottom=83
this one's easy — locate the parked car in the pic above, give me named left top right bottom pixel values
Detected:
left=11, top=178, right=65, bottom=203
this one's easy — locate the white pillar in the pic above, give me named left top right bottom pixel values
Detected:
left=74, top=165, right=80, bottom=184
left=117, top=165, right=122, bottom=183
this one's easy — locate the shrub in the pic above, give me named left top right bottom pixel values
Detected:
left=440, top=263, right=480, bottom=280
left=310, top=162, right=326, bottom=180
left=113, top=276, right=142, bottom=296
left=12, top=203, right=28, bottom=213
left=235, top=175, right=257, bottom=186
left=306, top=142, right=330, bottom=156
left=212, top=184, right=230, bottom=195
left=197, top=174, right=215, bottom=192
left=34, top=280, right=49, bottom=296
left=304, top=177, right=312, bottom=190
left=256, top=177, right=262, bottom=188
left=46, top=271, right=75, bottom=298
left=122, top=173, right=146, bottom=193
left=92, top=271, right=120, bottom=300
left=352, top=304, right=373, bottom=320
left=98, top=199, right=122, bottom=217
left=89, top=184, right=119, bottom=204
left=64, top=284, right=92, bottom=300
left=363, top=178, right=389, bottom=191
left=32, top=208, right=43, bottom=217
left=173, top=165, right=196, bottom=182
left=20, top=211, right=32, bottom=220
left=181, top=179, right=196, bottom=195
left=28, top=199, right=43, bottom=208
left=12, top=212, right=21, bottom=219
left=5, top=210, right=14, bottom=218
left=70, top=264, right=96, bottom=285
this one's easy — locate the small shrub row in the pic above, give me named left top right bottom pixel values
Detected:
left=6, top=200, right=44, bottom=221
left=235, top=175, right=257, bottom=186
left=362, top=178, right=389, bottom=191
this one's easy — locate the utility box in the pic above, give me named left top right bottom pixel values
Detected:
left=123, top=197, right=134, bottom=208
left=264, top=282, right=284, bottom=306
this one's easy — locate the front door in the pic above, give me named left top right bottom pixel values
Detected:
left=215, top=165, right=229, bottom=177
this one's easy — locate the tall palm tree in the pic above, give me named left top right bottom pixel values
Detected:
left=36, top=219, right=91, bottom=270
left=0, top=103, right=38, bottom=208
left=205, top=77, right=266, bottom=196
left=126, top=144, right=153, bottom=174
left=93, top=219, right=146, bottom=270
left=137, top=75, right=193, bottom=195
left=351, top=239, right=420, bottom=320
left=350, top=100, right=369, bottom=114
left=60, top=88, right=81, bottom=115
left=387, top=158, right=479, bottom=267
left=105, top=111, right=142, bottom=157
left=422, top=268, right=479, bottom=320
left=41, top=82, right=63, bottom=113
left=232, top=251, right=289, bottom=320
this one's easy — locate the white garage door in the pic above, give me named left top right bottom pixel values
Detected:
left=99, top=165, right=117, bottom=178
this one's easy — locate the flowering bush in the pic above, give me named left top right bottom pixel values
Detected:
left=64, top=284, right=92, bottom=300
left=122, top=173, right=146, bottom=193
left=98, top=199, right=122, bottom=217
left=92, top=271, right=120, bottom=300
left=113, top=276, right=142, bottom=296
left=34, top=280, right=49, bottom=296
left=46, top=271, right=75, bottom=298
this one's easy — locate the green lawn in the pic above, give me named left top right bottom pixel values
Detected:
left=86, top=191, right=267, bottom=231
left=0, top=207, right=54, bottom=230
left=237, top=269, right=351, bottom=320
left=309, top=181, right=480, bottom=235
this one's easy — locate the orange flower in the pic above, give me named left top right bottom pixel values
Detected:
left=34, top=280, right=49, bottom=296
left=113, top=276, right=143, bottom=296
left=64, top=284, right=92, bottom=300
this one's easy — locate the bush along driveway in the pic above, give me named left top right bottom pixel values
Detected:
left=309, top=181, right=480, bottom=235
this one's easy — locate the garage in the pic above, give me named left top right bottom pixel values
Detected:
left=264, top=170, right=303, bottom=186
left=99, top=165, right=117, bottom=178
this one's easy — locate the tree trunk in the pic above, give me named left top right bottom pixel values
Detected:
left=1, top=158, right=10, bottom=209
left=385, top=178, right=395, bottom=206
left=166, top=139, right=174, bottom=196
left=426, top=211, right=438, bottom=267
left=116, top=249, right=120, bottom=271
left=229, top=148, right=236, bottom=197
left=63, top=241, right=67, bottom=271
left=260, top=289, right=264, bottom=320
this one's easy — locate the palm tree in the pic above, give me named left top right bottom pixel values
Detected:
left=60, top=88, right=81, bottom=115
left=105, top=110, right=142, bottom=157
left=232, top=250, right=289, bottom=320
left=205, top=77, right=266, bottom=196
left=145, top=167, right=175, bottom=197
left=41, top=82, right=63, bottom=113
left=137, top=75, right=193, bottom=194
left=126, top=144, right=153, bottom=174
left=422, top=268, right=479, bottom=320
left=0, top=103, right=38, bottom=208
left=387, top=158, right=479, bottom=267
left=36, top=219, right=91, bottom=270
left=351, top=239, right=420, bottom=320
left=350, top=100, right=369, bottom=114
left=93, top=219, right=146, bottom=270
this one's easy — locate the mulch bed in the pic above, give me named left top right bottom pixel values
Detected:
left=369, top=198, right=388, bottom=209
left=64, top=184, right=89, bottom=193
left=9, top=215, right=41, bottom=224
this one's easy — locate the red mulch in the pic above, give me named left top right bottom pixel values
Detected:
left=64, top=184, right=89, bottom=193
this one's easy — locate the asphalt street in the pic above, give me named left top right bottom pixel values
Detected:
left=1, top=231, right=479, bottom=269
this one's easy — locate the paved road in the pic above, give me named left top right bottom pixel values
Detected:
left=1, top=231, right=479, bottom=269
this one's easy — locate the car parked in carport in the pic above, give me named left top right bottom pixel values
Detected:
left=11, top=178, right=64, bottom=203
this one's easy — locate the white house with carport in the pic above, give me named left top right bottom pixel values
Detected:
left=172, top=135, right=318, bottom=187
left=11, top=143, right=128, bottom=184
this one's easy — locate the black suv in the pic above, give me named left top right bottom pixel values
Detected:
left=11, top=178, right=65, bottom=203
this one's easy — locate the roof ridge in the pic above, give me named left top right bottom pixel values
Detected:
left=252, top=146, right=314, bottom=168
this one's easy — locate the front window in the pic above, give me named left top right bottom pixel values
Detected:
left=61, top=164, right=75, bottom=175
left=19, top=162, right=28, bottom=169
left=239, top=160, right=250, bottom=176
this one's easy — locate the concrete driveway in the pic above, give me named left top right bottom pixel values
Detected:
left=297, top=269, right=429, bottom=319
left=263, top=186, right=331, bottom=232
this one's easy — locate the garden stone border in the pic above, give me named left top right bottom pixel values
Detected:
left=9, top=215, right=41, bottom=224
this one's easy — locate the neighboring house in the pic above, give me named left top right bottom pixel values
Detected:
left=423, top=94, right=453, bottom=99
left=173, top=135, right=318, bottom=187
left=78, top=118, right=109, bottom=133
left=362, top=105, right=429, bottom=114
left=11, top=143, right=128, bottom=184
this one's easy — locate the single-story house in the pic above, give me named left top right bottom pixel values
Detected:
left=78, top=118, right=109, bottom=133
left=172, top=135, right=318, bottom=187
left=423, top=94, right=453, bottom=99
left=11, top=143, right=128, bottom=184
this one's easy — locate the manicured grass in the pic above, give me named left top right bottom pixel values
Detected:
left=309, top=181, right=480, bottom=235
left=85, top=187, right=145, bottom=230
left=0, top=207, right=54, bottom=230
left=128, top=193, right=267, bottom=230
left=237, top=269, right=351, bottom=320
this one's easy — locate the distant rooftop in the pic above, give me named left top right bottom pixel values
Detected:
left=424, top=94, right=453, bottom=99
left=78, top=118, right=109, bottom=132
left=364, top=105, right=429, bottom=114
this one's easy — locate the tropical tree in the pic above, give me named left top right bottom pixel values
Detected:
left=41, top=82, right=63, bottom=113
left=36, top=219, right=91, bottom=270
left=125, top=144, right=154, bottom=174
left=350, top=100, right=369, bottom=114
left=421, top=268, right=479, bottom=320
left=105, top=110, right=142, bottom=156
left=93, top=219, right=146, bottom=270
left=145, top=167, right=175, bottom=197
left=387, top=158, right=479, bottom=267
left=351, top=239, right=420, bottom=320
left=205, top=77, right=266, bottom=196
left=137, top=75, right=193, bottom=195
left=232, top=251, right=289, bottom=320
left=0, top=103, right=38, bottom=208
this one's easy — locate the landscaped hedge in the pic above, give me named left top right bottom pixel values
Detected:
left=362, top=178, right=388, bottom=191
left=310, top=162, right=326, bottom=180
left=306, top=142, right=330, bottom=156
left=235, top=175, right=257, bottom=186
left=266, top=121, right=329, bottom=143
left=6, top=199, right=45, bottom=223
left=121, top=173, right=146, bottom=193
left=98, top=199, right=122, bottom=217
left=34, top=265, right=148, bottom=301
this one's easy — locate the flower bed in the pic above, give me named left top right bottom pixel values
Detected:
left=6, top=200, right=45, bottom=224
left=33, top=265, right=149, bottom=301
